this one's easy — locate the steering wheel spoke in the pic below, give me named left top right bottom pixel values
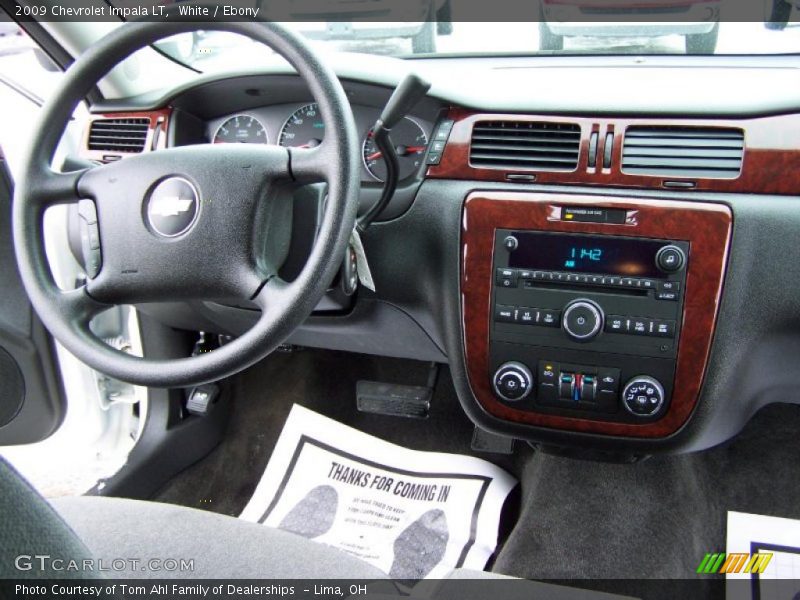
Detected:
left=289, top=146, right=331, bottom=183
left=29, top=168, right=90, bottom=207
left=59, top=286, right=108, bottom=326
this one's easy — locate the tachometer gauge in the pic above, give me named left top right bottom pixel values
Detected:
left=279, top=103, right=325, bottom=148
left=363, top=117, right=428, bottom=182
left=213, top=114, right=268, bottom=144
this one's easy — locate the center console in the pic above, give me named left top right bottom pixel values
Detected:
left=461, top=192, right=732, bottom=438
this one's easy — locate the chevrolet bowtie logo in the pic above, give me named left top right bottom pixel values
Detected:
left=150, top=196, right=195, bottom=217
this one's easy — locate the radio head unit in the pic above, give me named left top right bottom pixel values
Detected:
left=491, top=230, right=688, bottom=424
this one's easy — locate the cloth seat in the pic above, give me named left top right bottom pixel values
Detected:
left=51, top=496, right=388, bottom=579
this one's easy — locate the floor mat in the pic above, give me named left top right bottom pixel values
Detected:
left=726, top=511, right=800, bottom=599
left=154, top=348, right=800, bottom=590
left=154, top=349, right=531, bottom=516
left=239, top=405, right=516, bottom=578
left=492, top=403, right=800, bottom=595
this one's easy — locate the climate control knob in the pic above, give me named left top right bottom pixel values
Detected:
left=562, top=299, right=604, bottom=341
left=492, top=362, right=534, bottom=402
left=622, top=376, right=665, bottom=417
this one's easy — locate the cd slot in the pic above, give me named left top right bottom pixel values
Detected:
left=524, top=281, right=649, bottom=297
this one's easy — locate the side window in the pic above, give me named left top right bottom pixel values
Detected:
left=0, top=11, right=86, bottom=177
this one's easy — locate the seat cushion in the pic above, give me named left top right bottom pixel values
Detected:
left=0, top=459, right=97, bottom=579
left=51, top=496, right=388, bottom=579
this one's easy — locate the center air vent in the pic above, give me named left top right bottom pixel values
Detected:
left=622, top=126, right=744, bottom=179
left=470, top=121, right=581, bottom=171
left=88, top=118, right=150, bottom=153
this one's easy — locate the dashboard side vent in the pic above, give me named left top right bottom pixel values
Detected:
left=470, top=120, right=581, bottom=171
left=87, top=118, right=150, bottom=153
left=622, top=126, right=744, bottom=179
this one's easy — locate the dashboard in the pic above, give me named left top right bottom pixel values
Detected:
left=73, top=55, right=800, bottom=457
left=205, top=103, right=432, bottom=183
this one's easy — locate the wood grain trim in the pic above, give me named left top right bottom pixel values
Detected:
left=80, top=109, right=171, bottom=162
left=461, top=192, right=732, bottom=438
left=430, top=109, right=800, bottom=195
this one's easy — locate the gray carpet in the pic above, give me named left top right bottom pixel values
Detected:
left=154, top=348, right=528, bottom=516
left=492, top=402, right=800, bottom=598
left=154, top=348, right=800, bottom=596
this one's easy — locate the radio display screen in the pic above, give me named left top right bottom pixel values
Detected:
left=507, top=232, right=667, bottom=278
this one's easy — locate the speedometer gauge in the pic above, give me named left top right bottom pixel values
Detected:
left=213, top=114, right=268, bottom=144
left=363, top=117, right=428, bottom=182
left=279, top=103, right=325, bottom=148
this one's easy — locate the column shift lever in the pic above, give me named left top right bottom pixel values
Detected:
left=356, top=73, right=431, bottom=233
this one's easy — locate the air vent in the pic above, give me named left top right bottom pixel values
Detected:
left=622, top=126, right=744, bottom=179
left=87, top=118, right=150, bottom=153
left=470, top=121, right=581, bottom=171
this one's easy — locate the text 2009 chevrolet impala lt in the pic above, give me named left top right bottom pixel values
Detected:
left=0, top=4, right=798, bottom=599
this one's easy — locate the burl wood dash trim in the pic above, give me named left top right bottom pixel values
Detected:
left=461, top=192, right=732, bottom=438
left=430, top=109, right=800, bottom=195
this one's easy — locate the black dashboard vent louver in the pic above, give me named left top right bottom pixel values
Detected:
left=87, top=118, right=150, bottom=153
left=470, top=120, right=581, bottom=171
left=622, top=126, right=744, bottom=179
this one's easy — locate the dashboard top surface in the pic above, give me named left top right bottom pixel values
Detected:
left=92, top=53, right=800, bottom=118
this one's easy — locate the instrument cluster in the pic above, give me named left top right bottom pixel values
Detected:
left=207, top=103, right=432, bottom=183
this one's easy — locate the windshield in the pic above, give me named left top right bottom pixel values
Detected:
left=95, top=0, right=800, bottom=71
left=99, top=1, right=800, bottom=72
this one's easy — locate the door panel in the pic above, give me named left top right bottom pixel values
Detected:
left=0, top=151, right=66, bottom=444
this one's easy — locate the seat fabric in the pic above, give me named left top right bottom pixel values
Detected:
left=51, top=496, right=388, bottom=579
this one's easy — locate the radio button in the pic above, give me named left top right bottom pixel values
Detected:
left=656, top=291, right=679, bottom=301
left=589, top=275, right=604, bottom=285
left=519, top=270, right=534, bottom=280
left=605, top=315, right=627, bottom=333
left=496, top=268, right=518, bottom=288
left=540, top=309, right=561, bottom=327
left=653, top=320, right=676, bottom=338
left=640, top=279, right=656, bottom=290
left=494, top=305, right=517, bottom=323
left=563, top=299, right=604, bottom=341
left=631, top=318, right=650, bottom=335
left=604, top=276, right=622, bottom=286
left=659, top=281, right=681, bottom=292
left=518, top=307, right=537, bottom=325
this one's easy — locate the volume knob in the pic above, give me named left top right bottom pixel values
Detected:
left=562, top=299, right=604, bottom=341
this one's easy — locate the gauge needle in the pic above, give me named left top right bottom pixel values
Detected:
left=298, top=139, right=322, bottom=149
left=366, top=145, right=426, bottom=161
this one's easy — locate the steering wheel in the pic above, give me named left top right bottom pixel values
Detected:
left=12, top=21, right=360, bottom=388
